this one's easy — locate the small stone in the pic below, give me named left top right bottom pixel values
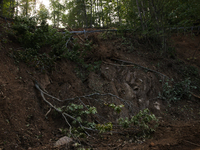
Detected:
left=54, top=136, right=73, bottom=147
left=149, top=142, right=155, bottom=147
left=154, top=102, right=160, bottom=110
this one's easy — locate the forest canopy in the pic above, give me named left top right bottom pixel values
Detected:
left=0, top=0, right=200, bottom=29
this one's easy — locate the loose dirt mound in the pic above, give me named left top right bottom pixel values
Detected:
left=0, top=18, right=200, bottom=149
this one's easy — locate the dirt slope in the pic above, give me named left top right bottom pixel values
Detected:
left=0, top=18, right=200, bottom=149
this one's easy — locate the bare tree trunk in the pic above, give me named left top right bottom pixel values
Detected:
left=11, top=0, right=15, bottom=17
left=94, top=0, right=97, bottom=26
left=83, top=0, right=88, bottom=27
left=117, top=0, right=121, bottom=26
left=140, top=0, right=145, bottom=17
left=0, top=0, right=3, bottom=16
left=25, top=0, right=28, bottom=17
left=9, top=0, right=15, bottom=17
left=16, top=0, right=19, bottom=16
left=97, top=0, right=100, bottom=27
left=57, top=12, right=59, bottom=27
left=109, top=10, right=111, bottom=27
left=149, top=0, right=167, bottom=52
left=33, top=0, right=37, bottom=15
left=135, top=0, right=145, bottom=31
left=53, top=13, right=55, bottom=27
left=149, top=0, right=159, bottom=31
left=90, top=0, right=92, bottom=27
left=100, top=0, right=104, bottom=27
left=125, top=2, right=129, bottom=25
left=9, top=0, right=11, bottom=17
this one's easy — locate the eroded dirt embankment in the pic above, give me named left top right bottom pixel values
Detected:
left=1, top=18, right=200, bottom=149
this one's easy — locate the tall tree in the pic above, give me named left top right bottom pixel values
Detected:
left=37, top=3, right=49, bottom=25
left=0, top=0, right=4, bottom=16
left=61, top=0, right=200, bottom=30
left=50, top=0, right=65, bottom=27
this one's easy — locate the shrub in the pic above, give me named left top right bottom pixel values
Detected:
left=118, top=109, right=159, bottom=134
left=162, top=78, right=197, bottom=103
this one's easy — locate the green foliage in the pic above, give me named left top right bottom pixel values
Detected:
left=104, top=103, right=124, bottom=114
left=118, top=109, right=159, bottom=134
left=50, top=0, right=66, bottom=27
left=162, top=78, right=197, bottom=103
left=74, top=61, right=102, bottom=82
left=12, top=16, right=68, bottom=50
left=12, top=16, right=37, bottom=35
left=61, top=103, right=97, bottom=127
left=64, top=0, right=87, bottom=28
left=2, top=0, right=200, bottom=30
left=11, top=16, right=102, bottom=73
left=0, top=0, right=15, bottom=17
left=12, top=48, right=56, bottom=71
left=63, top=0, right=200, bottom=55
left=56, top=103, right=99, bottom=137
left=53, top=98, right=159, bottom=140
left=96, top=122, right=113, bottom=133
left=166, top=0, right=200, bottom=27
left=63, top=40, right=102, bottom=72
left=11, top=16, right=73, bottom=71
left=3, top=0, right=199, bottom=58
left=56, top=102, right=158, bottom=139
left=180, top=65, right=199, bottom=78
left=83, top=61, right=102, bottom=72
left=37, top=4, right=50, bottom=26
left=62, top=42, right=82, bottom=62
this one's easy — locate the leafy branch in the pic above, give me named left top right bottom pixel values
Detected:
left=34, top=79, right=159, bottom=140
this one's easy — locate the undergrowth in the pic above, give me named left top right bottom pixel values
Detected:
left=118, top=109, right=159, bottom=135
left=56, top=102, right=158, bottom=139
left=177, top=62, right=200, bottom=92
left=9, top=16, right=102, bottom=73
left=161, top=78, right=197, bottom=103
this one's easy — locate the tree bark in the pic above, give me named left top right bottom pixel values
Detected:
left=135, top=0, right=145, bottom=31
left=0, top=0, right=3, bottom=16
left=117, top=0, right=121, bottom=26
left=100, top=0, right=104, bottom=27
left=25, top=0, right=28, bottom=17
left=83, top=0, right=88, bottom=27
left=90, top=0, right=93, bottom=27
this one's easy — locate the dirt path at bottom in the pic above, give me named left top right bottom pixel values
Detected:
left=75, top=121, right=199, bottom=150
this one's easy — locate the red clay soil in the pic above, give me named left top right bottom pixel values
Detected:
left=0, top=17, right=200, bottom=150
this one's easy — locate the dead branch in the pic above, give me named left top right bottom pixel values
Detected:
left=34, top=80, right=133, bottom=113
left=112, top=58, right=169, bottom=78
left=184, top=140, right=200, bottom=147
left=112, top=143, right=123, bottom=149
left=103, top=61, right=136, bottom=67
left=45, top=108, right=51, bottom=117
left=191, top=92, right=200, bottom=99
left=66, top=25, right=85, bottom=43
left=34, top=80, right=98, bottom=138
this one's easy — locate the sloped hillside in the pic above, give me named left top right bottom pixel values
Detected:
left=0, top=17, right=200, bottom=150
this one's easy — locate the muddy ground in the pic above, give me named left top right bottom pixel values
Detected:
left=0, top=18, right=200, bottom=150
